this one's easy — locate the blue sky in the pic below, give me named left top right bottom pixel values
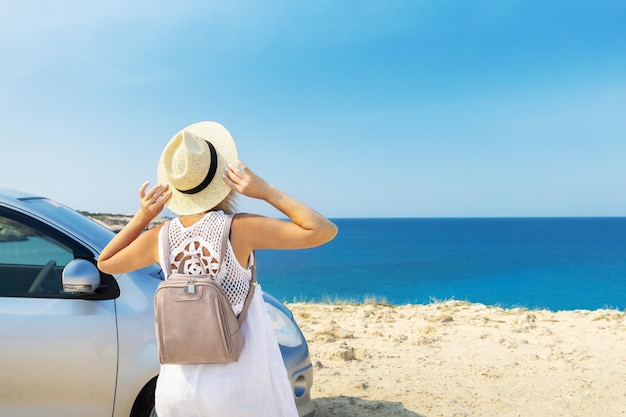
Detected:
left=1, top=0, right=625, bottom=218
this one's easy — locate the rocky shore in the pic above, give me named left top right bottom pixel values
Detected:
left=83, top=212, right=169, bottom=232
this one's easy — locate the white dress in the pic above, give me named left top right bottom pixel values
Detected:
left=155, top=211, right=298, bottom=417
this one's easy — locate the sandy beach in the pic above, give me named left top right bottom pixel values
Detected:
left=286, top=300, right=626, bottom=417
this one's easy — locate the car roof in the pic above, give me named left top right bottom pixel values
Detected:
left=0, top=187, right=115, bottom=253
left=0, top=187, right=40, bottom=203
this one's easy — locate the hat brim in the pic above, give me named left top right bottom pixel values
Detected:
left=157, top=121, right=238, bottom=215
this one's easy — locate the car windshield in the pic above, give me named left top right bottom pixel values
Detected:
left=20, top=197, right=114, bottom=250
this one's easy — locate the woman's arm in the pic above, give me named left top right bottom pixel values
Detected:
left=223, top=161, right=338, bottom=260
left=97, top=182, right=172, bottom=275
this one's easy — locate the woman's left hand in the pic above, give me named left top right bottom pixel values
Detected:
left=138, top=182, right=171, bottom=222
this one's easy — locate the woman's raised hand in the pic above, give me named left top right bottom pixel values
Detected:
left=223, top=160, right=274, bottom=200
left=138, top=182, right=171, bottom=221
left=222, top=160, right=337, bottom=251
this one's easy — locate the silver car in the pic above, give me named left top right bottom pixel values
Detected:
left=0, top=188, right=315, bottom=417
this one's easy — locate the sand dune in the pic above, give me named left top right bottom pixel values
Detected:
left=286, top=301, right=626, bottom=417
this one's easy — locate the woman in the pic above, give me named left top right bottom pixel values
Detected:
left=98, top=121, right=338, bottom=417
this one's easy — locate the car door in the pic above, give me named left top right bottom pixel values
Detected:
left=0, top=208, right=118, bottom=417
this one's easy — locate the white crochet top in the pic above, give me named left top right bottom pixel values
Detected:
left=158, top=211, right=252, bottom=315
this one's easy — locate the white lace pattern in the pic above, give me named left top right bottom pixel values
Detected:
left=158, top=211, right=252, bottom=315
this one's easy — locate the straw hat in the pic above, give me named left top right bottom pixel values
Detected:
left=157, top=121, right=238, bottom=215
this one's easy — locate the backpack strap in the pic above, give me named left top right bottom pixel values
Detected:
left=223, top=214, right=257, bottom=324
left=160, top=220, right=173, bottom=277
left=159, top=213, right=256, bottom=321
left=237, top=251, right=257, bottom=325
left=217, top=214, right=233, bottom=271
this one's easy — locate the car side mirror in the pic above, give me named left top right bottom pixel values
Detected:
left=62, top=259, right=101, bottom=294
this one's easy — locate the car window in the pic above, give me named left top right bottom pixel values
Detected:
left=0, top=214, right=75, bottom=297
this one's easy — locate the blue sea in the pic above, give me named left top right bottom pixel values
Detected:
left=256, top=218, right=626, bottom=311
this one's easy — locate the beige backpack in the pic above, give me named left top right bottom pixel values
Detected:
left=154, top=214, right=256, bottom=364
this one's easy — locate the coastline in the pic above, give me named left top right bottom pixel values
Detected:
left=88, top=213, right=626, bottom=415
left=84, top=212, right=168, bottom=232
left=288, top=300, right=626, bottom=417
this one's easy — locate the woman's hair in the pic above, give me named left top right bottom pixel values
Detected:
left=212, top=190, right=238, bottom=215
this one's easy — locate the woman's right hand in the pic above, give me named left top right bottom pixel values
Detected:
left=222, top=160, right=276, bottom=201
left=223, top=160, right=337, bottom=257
